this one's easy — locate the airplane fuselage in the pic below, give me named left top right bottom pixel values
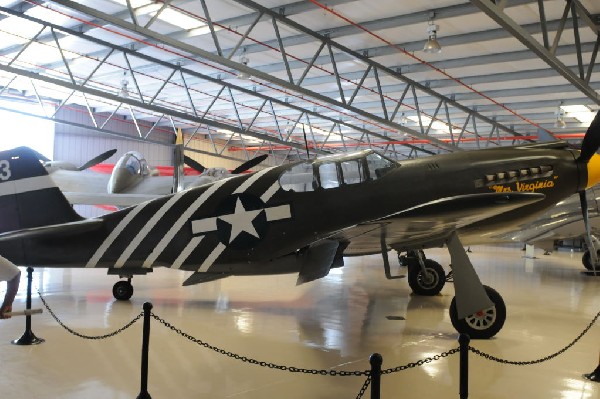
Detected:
left=0, top=142, right=586, bottom=278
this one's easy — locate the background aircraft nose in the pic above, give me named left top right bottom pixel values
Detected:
left=107, top=167, right=140, bottom=193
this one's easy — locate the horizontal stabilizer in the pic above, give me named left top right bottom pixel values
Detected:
left=183, top=272, right=229, bottom=286
left=0, top=219, right=103, bottom=242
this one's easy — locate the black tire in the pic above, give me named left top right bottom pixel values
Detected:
left=407, top=259, right=446, bottom=296
left=113, top=280, right=134, bottom=301
left=449, top=285, right=506, bottom=339
left=582, top=250, right=600, bottom=271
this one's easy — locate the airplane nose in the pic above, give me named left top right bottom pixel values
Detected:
left=586, top=153, right=600, bottom=189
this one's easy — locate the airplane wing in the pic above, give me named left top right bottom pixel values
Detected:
left=50, top=169, right=110, bottom=193
left=330, top=192, right=546, bottom=255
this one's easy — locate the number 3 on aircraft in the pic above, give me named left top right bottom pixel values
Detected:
left=0, top=160, right=11, bottom=181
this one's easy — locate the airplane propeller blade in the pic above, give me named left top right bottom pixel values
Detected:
left=184, top=155, right=206, bottom=174
left=231, top=154, right=268, bottom=174
left=577, top=111, right=600, bottom=272
left=579, top=190, right=590, bottom=236
left=576, top=110, right=600, bottom=163
left=77, top=149, right=117, bottom=171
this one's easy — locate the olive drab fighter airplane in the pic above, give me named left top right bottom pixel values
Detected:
left=0, top=111, right=599, bottom=339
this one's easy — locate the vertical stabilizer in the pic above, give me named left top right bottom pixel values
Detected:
left=0, top=147, right=82, bottom=234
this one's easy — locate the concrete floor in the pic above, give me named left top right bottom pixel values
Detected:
left=0, top=244, right=598, bottom=398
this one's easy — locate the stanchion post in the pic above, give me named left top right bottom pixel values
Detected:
left=12, top=267, right=44, bottom=345
left=458, top=333, right=470, bottom=399
left=584, top=351, right=600, bottom=382
left=136, top=302, right=153, bottom=399
left=369, top=353, right=382, bottom=399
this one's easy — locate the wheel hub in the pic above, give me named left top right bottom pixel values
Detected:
left=418, top=270, right=437, bottom=287
left=465, top=306, right=497, bottom=330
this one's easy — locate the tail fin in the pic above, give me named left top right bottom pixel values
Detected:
left=0, top=146, right=82, bottom=234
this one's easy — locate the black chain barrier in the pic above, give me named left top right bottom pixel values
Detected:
left=34, top=290, right=600, bottom=398
left=151, top=312, right=371, bottom=377
left=37, top=290, right=143, bottom=340
left=151, top=312, right=461, bottom=399
left=469, top=309, right=600, bottom=365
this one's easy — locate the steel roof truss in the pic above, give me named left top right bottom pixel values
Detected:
left=28, top=78, right=49, bottom=118
left=52, top=48, right=116, bottom=119
left=82, top=92, right=98, bottom=129
left=8, top=25, right=45, bottom=67
left=123, top=52, right=145, bottom=104
left=149, top=68, right=177, bottom=106
left=200, top=0, right=223, bottom=57
left=144, top=114, right=166, bottom=140
left=179, top=67, right=198, bottom=118
left=470, top=0, right=600, bottom=104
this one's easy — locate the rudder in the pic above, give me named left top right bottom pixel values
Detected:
left=0, top=146, right=82, bottom=234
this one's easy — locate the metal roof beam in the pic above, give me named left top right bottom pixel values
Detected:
left=470, top=0, right=600, bottom=104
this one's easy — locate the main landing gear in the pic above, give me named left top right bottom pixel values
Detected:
left=402, top=250, right=446, bottom=296
left=582, top=249, right=600, bottom=271
left=386, top=233, right=507, bottom=339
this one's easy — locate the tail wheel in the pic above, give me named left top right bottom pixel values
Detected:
left=582, top=250, right=600, bottom=271
left=449, top=285, right=506, bottom=339
left=113, top=280, right=134, bottom=301
left=407, top=259, right=446, bottom=296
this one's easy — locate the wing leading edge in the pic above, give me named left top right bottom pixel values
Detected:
left=332, top=192, right=546, bottom=255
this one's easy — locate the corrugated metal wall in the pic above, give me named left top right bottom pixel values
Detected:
left=54, top=132, right=173, bottom=167
left=54, top=105, right=173, bottom=166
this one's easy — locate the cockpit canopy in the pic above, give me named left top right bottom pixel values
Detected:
left=114, top=151, right=151, bottom=176
left=279, top=150, right=396, bottom=192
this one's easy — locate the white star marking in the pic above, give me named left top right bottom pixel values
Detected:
left=218, top=198, right=262, bottom=243
left=191, top=202, right=291, bottom=241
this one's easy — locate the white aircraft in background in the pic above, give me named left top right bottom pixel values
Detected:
left=46, top=148, right=267, bottom=207
left=496, top=186, right=600, bottom=270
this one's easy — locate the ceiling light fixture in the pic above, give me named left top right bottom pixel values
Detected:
left=399, top=112, right=408, bottom=125
left=237, top=48, right=252, bottom=80
left=554, top=104, right=566, bottom=129
left=119, top=71, right=129, bottom=98
left=423, top=12, right=441, bottom=54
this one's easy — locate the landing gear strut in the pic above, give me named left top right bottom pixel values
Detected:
left=113, top=278, right=134, bottom=301
left=446, top=232, right=506, bottom=339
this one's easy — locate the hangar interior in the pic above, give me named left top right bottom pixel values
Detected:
left=0, top=0, right=599, bottom=398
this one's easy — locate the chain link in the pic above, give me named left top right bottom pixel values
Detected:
left=152, top=312, right=462, bottom=378
left=37, top=290, right=143, bottom=340
left=38, top=287, right=600, bottom=373
left=151, top=312, right=370, bottom=377
left=382, top=347, right=460, bottom=374
left=355, top=375, right=371, bottom=399
left=470, top=309, right=600, bottom=365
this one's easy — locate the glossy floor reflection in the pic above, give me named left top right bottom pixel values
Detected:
left=0, top=245, right=599, bottom=398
